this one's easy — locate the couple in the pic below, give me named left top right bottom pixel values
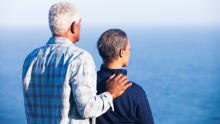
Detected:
left=22, top=2, right=154, bottom=124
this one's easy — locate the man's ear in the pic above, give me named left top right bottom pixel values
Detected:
left=71, top=22, right=75, bottom=34
left=119, top=49, right=124, bottom=57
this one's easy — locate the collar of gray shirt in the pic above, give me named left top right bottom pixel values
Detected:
left=47, top=36, right=73, bottom=45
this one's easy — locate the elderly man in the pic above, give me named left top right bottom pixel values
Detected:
left=22, top=2, right=131, bottom=124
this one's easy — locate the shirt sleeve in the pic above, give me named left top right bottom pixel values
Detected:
left=69, top=51, right=114, bottom=118
left=136, top=94, right=155, bottom=124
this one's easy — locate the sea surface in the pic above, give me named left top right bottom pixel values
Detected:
left=0, top=25, right=220, bottom=124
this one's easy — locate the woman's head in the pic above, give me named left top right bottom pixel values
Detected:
left=97, top=29, right=130, bottom=67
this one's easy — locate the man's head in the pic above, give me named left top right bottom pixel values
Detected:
left=49, top=2, right=81, bottom=43
left=97, top=29, right=131, bottom=67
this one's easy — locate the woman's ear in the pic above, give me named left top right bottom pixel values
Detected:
left=71, top=22, right=75, bottom=34
left=120, top=49, right=124, bottom=57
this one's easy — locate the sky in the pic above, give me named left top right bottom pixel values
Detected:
left=0, top=0, right=220, bottom=27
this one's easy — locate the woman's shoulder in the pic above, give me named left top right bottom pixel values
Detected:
left=126, top=81, right=147, bottom=98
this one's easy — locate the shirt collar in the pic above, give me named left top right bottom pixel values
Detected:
left=100, top=64, right=127, bottom=76
left=47, top=37, right=73, bottom=45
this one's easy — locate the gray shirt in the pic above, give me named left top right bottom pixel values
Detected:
left=22, top=37, right=114, bottom=124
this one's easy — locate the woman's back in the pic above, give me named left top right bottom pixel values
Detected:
left=96, top=64, right=154, bottom=124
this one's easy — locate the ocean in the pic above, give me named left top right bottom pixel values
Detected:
left=0, top=25, right=219, bottom=124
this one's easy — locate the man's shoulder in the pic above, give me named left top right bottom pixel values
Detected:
left=24, top=45, right=45, bottom=61
left=64, top=46, right=95, bottom=67
left=71, top=47, right=93, bottom=62
left=24, top=44, right=92, bottom=60
left=63, top=45, right=91, bottom=57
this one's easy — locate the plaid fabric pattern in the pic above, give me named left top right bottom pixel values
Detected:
left=22, top=37, right=113, bottom=124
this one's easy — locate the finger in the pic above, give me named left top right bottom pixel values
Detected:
left=109, top=74, right=115, bottom=79
left=124, top=82, right=132, bottom=89
left=121, top=78, right=129, bottom=85
left=114, top=73, right=123, bottom=80
left=106, top=74, right=115, bottom=83
left=119, top=75, right=128, bottom=83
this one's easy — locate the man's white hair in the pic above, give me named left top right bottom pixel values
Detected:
left=49, top=2, right=80, bottom=34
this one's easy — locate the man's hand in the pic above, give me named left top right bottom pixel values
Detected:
left=106, top=73, right=132, bottom=99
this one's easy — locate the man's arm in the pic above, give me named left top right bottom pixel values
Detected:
left=70, top=51, right=131, bottom=118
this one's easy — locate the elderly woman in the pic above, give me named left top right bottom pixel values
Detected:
left=96, top=29, right=155, bottom=124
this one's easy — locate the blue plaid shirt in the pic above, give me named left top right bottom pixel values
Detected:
left=22, top=37, right=114, bottom=124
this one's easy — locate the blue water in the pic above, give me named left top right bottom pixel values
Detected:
left=0, top=26, right=220, bottom=124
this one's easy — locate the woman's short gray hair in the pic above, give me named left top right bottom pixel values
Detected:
left=49, top=2, right=80, bottom=34
left=97, top=29, right=128, bottom=64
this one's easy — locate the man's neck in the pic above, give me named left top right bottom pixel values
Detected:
left=53, top=34, right=77, bottom=44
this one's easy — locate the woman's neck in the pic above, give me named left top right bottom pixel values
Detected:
left=104, top=62, right=122, bottom=69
